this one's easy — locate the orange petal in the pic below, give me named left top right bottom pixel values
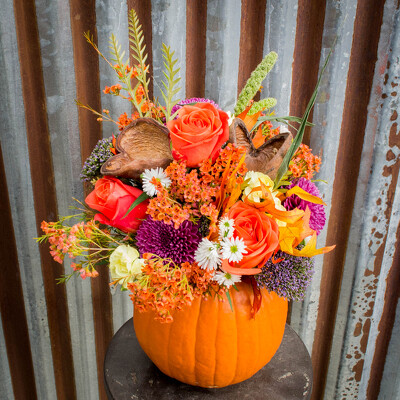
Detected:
left=220, top=259, right=262, bottom=276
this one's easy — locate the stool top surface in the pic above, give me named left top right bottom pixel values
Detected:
left=104, top=318, right=312, bottom=400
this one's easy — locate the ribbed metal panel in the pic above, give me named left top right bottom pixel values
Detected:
left=0, top=1, right=57, bottom=398
left=1, top=1, right=399, bottom=399
left=0, top=319, right=14, bottom=400
left=205, top=0, right=241, bottom=110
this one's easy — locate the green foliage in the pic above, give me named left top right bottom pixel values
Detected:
left=123, top=192, right=150, bottom=218
left=160, top=43, right=181, bottom=122
left=247, top=98, right=277, bottom=116
left=273, top=50, right=333, bottom=189
left=234, top=51, right=278, bottom=116
left=250, top=115, right=315, bottom=133
left=128, top=9, right=150, bottom=100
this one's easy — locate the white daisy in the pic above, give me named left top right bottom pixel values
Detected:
left=213, top=270, right=241, bottom=288
left=141, top=167, right=171, bottom=197
left=194, top=238, right=221, bottom=270
left=221, top=237, right=247, bottom=263
left=218, top=217, right=235, bottom=239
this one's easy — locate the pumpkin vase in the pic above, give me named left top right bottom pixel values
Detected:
left=133, top=282, right=288, bottom=388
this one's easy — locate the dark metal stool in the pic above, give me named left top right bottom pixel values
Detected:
left=104, top=318, right=312, bottom=399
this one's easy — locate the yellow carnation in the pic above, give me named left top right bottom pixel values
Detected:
left=109, top=245, right=144, bottom=288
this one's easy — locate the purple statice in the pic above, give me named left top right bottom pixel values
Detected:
left=136, top=217, right=202, bottom=264
left=80, top=135, right=118, bottom=182
left=255, top=250, right=314, bottom=301
left=170, top=97, right=220, bottom=117
left=284, top=177, right=326, bottom=234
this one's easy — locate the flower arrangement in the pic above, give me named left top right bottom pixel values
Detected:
left=39, top=10, right=335, bottom=325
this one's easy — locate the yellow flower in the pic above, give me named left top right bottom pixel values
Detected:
left=109, top=245, right=144, bottom=288
left=243, top=171, right=286, bottom=226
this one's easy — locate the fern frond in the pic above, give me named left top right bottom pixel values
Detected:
left=109, top=34, right=144, bottom=117
left=84, top=31, right=114, bottom=69
left=160, top=43, right=181, bottom=122
left=128, top=9, right=150, bottom=100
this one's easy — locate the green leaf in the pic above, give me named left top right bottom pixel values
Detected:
left=273, top=49, right=333, bottom=189
left=128, top=9, right=150, bottom=102
left=226, top=290, right=234, bottom=312
left=251, top=115, right=315, bottom=133
left=122, top=192, right=150, bottom=219
left=160, top=43, right=182, bottom=122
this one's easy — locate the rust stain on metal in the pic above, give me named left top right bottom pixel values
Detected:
left=354, top=322, right=362, bottom=337
left=353, top=359, right=364, bottom=382
left=389, top=121, right=400, bottom=147
left=289, top=0, right=326, bottom=145
left=360, top=318, right=371, bottom=353
left=186, top=0, right=207, bottom=98
left=0, top=144, right=38, bottom=399
left=367, top=223, right=400, bottom=399
left=69, top=1, right=113, bottom=399
left=237, top=0, right=267, bottom=97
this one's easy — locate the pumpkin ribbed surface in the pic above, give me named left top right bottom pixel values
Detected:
left=133, top=282, right=288, bottom=388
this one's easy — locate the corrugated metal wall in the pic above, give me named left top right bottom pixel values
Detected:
left=0, top=0, right=399, bottom=399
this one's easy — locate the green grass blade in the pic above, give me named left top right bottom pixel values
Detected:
left=273, top=50, right=333, bottom=189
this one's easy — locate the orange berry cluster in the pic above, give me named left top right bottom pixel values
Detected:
left=181, top=262, right=224, bottom=297
left=147, top=161, right=219, bottom=229
left=146, top=180, right=191, bottom=229
left=199, top=144, right=248, bottom=187
left=40, top=220, right=94, bottom=264
left=129, top=255, right=222, bottom=322
left=103, top=84, right=122, bottom=95
left=289, top=144, right=321, bottom=180
left=260, top=120, right=281, bottom=140
left=114, top=63, right=139, bottom=78
left=129, top=255, right=196, bottom=322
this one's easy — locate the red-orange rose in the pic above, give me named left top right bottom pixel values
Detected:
left=226, top=201, right=279, bottom=272
left=85, top=176, right=148, bottom=233
left=167, top=102, right=229, bottom=167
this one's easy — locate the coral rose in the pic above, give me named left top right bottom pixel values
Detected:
left=85, top=176, right=148, bottom=233
left=226, top=201, right=279, bottom=271
left=167, top=102, right=229, bottom=167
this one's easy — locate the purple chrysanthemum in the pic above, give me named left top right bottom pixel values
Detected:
left=171, top=97, right=220, bottom=117
left=136, top=217, right=201, bottom=264
left=284, top=178, right=326, bottom=234
left=255, top=249, right=314, bottom=301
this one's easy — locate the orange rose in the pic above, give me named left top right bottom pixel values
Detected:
left=167, top=102, right=229, bottom=167
left=85, top=177, right=148, bottom=233
left=224, top=201, right=279, bottom=273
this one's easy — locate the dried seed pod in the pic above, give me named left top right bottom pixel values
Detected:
left=229, top=118, right=293, bottom=179
left=101, top=118, right=173, bottom=179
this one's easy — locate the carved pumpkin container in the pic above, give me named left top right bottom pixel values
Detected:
left=134, top=282, right=288, bottom=388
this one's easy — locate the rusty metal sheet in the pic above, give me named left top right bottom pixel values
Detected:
left=334, top=1, right=400, bottom=397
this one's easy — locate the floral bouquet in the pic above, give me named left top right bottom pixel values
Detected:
left=39, top=10, right=334, bottom=388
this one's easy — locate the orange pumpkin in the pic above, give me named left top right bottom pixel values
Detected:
left=133, top=282, right=288, bottom=388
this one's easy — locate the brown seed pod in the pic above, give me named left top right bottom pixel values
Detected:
left=228, top=118, right=293, bottom=180
left=101, top=118, right=173, bottom=179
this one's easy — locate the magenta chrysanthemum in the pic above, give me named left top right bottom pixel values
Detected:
left=136, top=217, right=201, bottom=264
left=171, top=97, right=220, bottom=117
left=284, top=178, right=326, bottom=234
